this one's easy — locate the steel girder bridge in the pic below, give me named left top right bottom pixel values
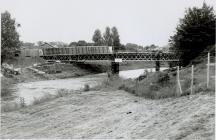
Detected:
left=40, top=52, right=179, bottom=74
left=40, top=52, right=179, bottom=62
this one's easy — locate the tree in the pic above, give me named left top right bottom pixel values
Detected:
left=22, top=42, right=36, bottom=49
left=125, top=43, right=143, bottom=52
left=49, top=41, right=68, bottom=48
left=69, top=42, right=78, bottom=47
left=77, top=40, right=87, bottom=46
left=1, top=11, right=21, bottom=62
left=111, top=26, right=121, bottom=51
left=169, top=3, right=216, bottom=66
left=103, top=27, right=112, bottom=46
left=92, top=29, right=103, bottom=46
left=143, top=44, right=159, bottom=51
left=37, top=41, right=44, bottom=46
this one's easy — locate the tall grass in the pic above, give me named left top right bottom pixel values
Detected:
left=100, top=62, right=214, bottom=99
left=122, top=71, right=178, bottom=99
left=1, top=77, right=15, bottom=98
left=1, top=97, right=26, bottom=112
left=32, top=89, right=72, bottom=105
left=1, top=89, right=78, bottom=112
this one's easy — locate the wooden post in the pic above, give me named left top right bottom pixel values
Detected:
left=191, top=65, right=194, bottom=94
left=177, top=66, right=182, bottom=95
left=207, top=52, right=210, bottom=88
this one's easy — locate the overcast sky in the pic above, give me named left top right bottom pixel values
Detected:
left=1, top=0, right=215, bottom=46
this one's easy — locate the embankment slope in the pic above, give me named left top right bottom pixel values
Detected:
left=1, top=89, right=214, bottom=139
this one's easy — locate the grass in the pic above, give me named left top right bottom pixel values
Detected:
left=1, top=77, right=15, bottom=98
left=96, top=59, right=215, bottom=100
left=126, top=71, right=179, bottom=99
left=1, top=101, right=20, bottom=112
left=32, top=94, right=55, bottom=105
left=32, top=89, right=77, bottom=105
left=1, top=97, right=26, bottom=112
left=1, top=88, right=81, bottom=112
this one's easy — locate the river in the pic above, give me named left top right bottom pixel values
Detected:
left=13, top=67, right=168, bottom=105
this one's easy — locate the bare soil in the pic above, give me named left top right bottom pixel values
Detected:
left=1, top=89, right=214, bottom=139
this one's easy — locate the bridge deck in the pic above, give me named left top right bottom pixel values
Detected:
left=40, top=52, right=179, bottom=62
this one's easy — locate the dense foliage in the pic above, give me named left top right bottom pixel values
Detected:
left=1, top=11, right=21, bottom=62
left=125, top=43, right=144, bottom=52
left=92, top=26, right=122, bottom=51
left=103, top=27, right=112, bottom=46
left=111, top=27, right=121, bottom=51
left=169, top=3, right=216, bottom=66
left=92, top=29, right=103, bottom=46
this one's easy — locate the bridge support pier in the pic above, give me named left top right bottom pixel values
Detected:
left=155, top=61, right=160, bottom=71
left=111, top=62, right=119, bottom=75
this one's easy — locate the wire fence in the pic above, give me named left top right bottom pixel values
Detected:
left=176, top=52, right=215, bottom=95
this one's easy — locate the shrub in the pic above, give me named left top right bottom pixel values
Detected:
left=1, top=102, right=20, bottom=112
left=157, top=72, right=170, bottom=85
left=118, top=71, right=178, bottom=99
left=83, top=84, right=90, bottom=92
left=1, top=77, right=14, bottom=98
left=1, top=97, right=26, bottom=112
left=56, top=89, right=70, bottom=97
left=32, top=94, right=54, bottom=105
left=32, top=89, right=73, bottom=105
left=1, top=86, right=13, bottom=97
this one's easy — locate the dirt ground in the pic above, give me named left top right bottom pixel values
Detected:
left=1, top=89, right=214, bottom=139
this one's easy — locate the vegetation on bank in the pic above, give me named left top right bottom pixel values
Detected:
left=1, top=77, right=16, bottom=98
left=96, top=54, right=214, bottom=99
left=95, top=45, right=215, bottom=99
left=1, top=89, right=82, bottom=112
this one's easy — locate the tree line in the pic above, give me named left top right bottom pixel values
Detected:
left=92, top=27, right=121, bottom=51
left=68, top=26, right=124, bottom=51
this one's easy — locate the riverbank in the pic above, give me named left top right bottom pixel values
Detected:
left=1, top=88, right=214, bottom=139
left=1, top=62, right=107, bottom=100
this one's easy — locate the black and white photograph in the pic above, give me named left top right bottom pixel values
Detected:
left=0, top=0, right=215, bottom=139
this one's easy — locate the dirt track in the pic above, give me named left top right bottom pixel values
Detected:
left=1, top=89, right=214, bottom=139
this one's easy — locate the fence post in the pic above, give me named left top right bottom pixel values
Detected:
left=191, top=65, right=194, bottom=94
left=207, top=52, right=210, bottom=88
left=177, top=66, right=182, bottom=95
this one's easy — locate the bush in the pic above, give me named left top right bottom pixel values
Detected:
left=83, top=84, right=90, bottom=91
left=1, top=77, right=15, bottom=98
left=1, top=97, right=26, bottom=112
left=1, top=86, right=13, bottom=97
left=118, top=71, right=178, bottom=99
left=33, top=89, right=72, bottom=105
left=32, top=94, right=54, bottom=105
left=157, top=72, right=170, bottom=85
left=56, top=89, right=70, bottom=97
left=1, top=102, right=20, bottom=112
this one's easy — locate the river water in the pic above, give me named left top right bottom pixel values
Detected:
left=14, top=67, right=167, bottom=105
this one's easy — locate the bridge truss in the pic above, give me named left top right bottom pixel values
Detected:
left=40, top=52, right=179, bottom=62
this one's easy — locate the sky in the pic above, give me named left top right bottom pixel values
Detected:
left=1, top=0, right=215, bottom=47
